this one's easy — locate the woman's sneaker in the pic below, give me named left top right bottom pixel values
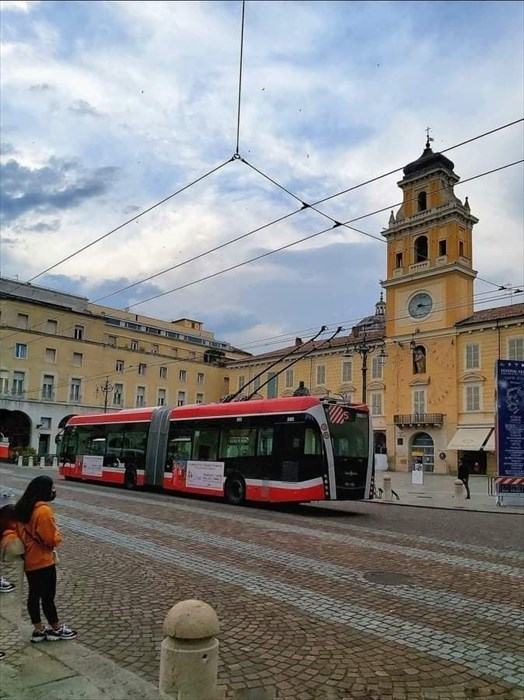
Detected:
left=30, top=629, right=47, bottom=643
left=46, top=624, right=77, bottom=641
left=0, top=577, right=15, bottom=593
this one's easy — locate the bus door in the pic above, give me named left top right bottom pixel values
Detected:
left=273, top=420, right=305, bottom=483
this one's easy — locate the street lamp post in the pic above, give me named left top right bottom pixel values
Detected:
left=344, top=330, right=387, bottom=404
left=95, top=377, right=114, bottom=413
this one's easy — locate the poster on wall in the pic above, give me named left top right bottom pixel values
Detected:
left=82, top=455, right=104, bottom=477
left=186, top=461, right=224, bottom=491
left=496, top=360, right=524, bottom=477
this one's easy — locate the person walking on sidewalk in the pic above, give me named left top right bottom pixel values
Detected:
left=12, top=475, right=77, bottom=643
left=458, top=458, right=471, bottom=499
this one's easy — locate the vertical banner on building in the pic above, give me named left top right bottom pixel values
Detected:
left=495, top=360, right=524, bottom=477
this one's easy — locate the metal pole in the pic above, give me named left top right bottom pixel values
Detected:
left=361, top=351, right=368, bottom=404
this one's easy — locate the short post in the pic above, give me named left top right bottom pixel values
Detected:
left=39, top=457, right=45, bottom=468
left=382, top=474, right=392, bottom=501
left=159, top=599, right=220, bottom=700
left=28, top=456, right=34, bottom=468
left=52, top=456, right=58, bottom=468
left=17, top=456, right=23, bottom=467
left=454, top=479, right=464, bottom=499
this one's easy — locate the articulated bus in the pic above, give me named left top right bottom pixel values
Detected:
left=59, top=396, right=374, bottom=505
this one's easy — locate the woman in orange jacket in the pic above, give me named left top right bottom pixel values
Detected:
left=13, top=476, right=77, bottom=643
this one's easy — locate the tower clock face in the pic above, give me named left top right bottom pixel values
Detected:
left=408, top=292, right=433, bottom=319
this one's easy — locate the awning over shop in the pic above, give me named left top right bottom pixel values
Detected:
left=447, top=427, right=493, bottom=451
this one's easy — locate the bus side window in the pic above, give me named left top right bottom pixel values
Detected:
left=257, top=428, right=273, bottom=456
left=304, top=428, right=322, bottom=455
left=193, top=430, right=219, bottom=461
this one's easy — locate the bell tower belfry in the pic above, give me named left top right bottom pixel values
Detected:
left=381, top=137, right=479, bottom=338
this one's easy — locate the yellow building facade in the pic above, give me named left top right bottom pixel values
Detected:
left=0, top=278, right=248, bottom=456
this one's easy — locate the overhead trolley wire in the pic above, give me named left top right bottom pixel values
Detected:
left=124, top=159, right=524, bottom=309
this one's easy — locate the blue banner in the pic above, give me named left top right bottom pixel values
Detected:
left=496, top=360, right=524, bottom=476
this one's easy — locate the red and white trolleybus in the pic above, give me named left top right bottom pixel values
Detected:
left=59, top=396, right=373, bottom=505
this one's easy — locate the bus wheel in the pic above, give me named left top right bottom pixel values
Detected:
left=224, top=475, right=246, bottom=506
left=124, top=470, right=136, bottom=490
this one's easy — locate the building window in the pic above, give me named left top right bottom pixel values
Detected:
left=370, top=392, right=383, bottom=416
left=0, top=371, right=9, bottom=395
left=465, top=343, right=480, bottom=370
left=107, top=335, right=117, bottom=347
left=42, top=375, right=55, bottom=400
left=15, top=343, right=27, bottom=359
left=39, top=417, right=51, bottom=430
left=151, top=344, right=159, bottom=355
left=417, top=191, right=427, bottom=212
left=285, top=369, right=294, bottom=389
left=316, top=365, right=326, bottom=385
left=70, top=378, right=82, bottom=402
left=130, top=339, right=138, bottom=351
left=459, top=241, right=465, bottom=257
left=395, top=252, right=403, bottom=269
left=342, top=360, right=352, bottom=382
left=136, top=386, right=146, bottom=407
left=116, top=360, right=124, bottom=373
left=372, top=356, right=383, bottom=379
left=138, top=363, right=147, bottom=375
left=12, top=371, right=25, bottom=395
left=196, top=393, right=204, bottom=404
left=238, top=375, right=245, bottom=391
left=177, top=391, right=186, bottom=406
left=113, top=383, right=123, bottom=406
left=45, top=348, right=57, bottom=363
left=157, top=388, right=166, bottom=406
left=197, top=372, right=205, bottom=385
left=17, top=313, right=29, bottom=329
left=253, top=376, right=261, bottom=391
left=74, top=325, right=84, bottom=340
left=413, top=389, right=426, bottom=415
left=414, top=235, right=428, bottom=263
left=47, top=319, right=58, bottom=334
left=465, top=385, right=481, bottom=412
left=508, top=337, right=524, bottom=360
left=72, top=352, right=83, bottom=367
left=159, top=366, right=168, bottom=379
left=438, top=240, right=447, bottom=256
left=179, top=369, right=187, bottom=382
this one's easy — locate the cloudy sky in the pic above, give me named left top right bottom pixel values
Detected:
left=1, top=0, right=523, bottom=352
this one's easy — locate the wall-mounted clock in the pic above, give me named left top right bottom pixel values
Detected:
left=408, top=292, right=433, bottom=319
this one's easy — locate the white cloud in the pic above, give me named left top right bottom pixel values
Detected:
left=0, top=0, right=523, bottom=349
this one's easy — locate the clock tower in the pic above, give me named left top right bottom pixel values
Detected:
left=381, top=138, right=478, bottom=337
left=381, top=138, right=479, bottom=472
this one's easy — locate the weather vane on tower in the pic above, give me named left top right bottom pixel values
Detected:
left=425, top=126, right=435, bottom=148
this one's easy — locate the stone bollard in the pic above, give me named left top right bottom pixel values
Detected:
left=159, top=599, right=220, bottom=700
left=17, top=456, right=23, bottom=467
left=39, top=457, right=45, bottom=468
left=454, top=479, right=464, bottom=499
left=52, top=456, right=58, bottom=469
left=382, top=474, right=392, bottom=501
left=28, top=456, right=34, bottom=468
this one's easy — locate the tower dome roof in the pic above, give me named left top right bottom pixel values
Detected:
left=403, top=139, right=455, bottom=178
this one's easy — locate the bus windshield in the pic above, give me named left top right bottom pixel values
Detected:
left=327, top=409, right=369, bottom=459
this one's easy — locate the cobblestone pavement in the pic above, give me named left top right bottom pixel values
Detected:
left=1, top=467, right=523, bottom=700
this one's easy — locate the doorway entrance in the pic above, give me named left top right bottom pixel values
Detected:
left=411, top=432, right=435, bottom=472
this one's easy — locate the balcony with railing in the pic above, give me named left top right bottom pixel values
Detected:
left=394, top=413, right=444, bottom=427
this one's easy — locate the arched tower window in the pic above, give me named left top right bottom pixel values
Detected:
left=417, top=191, right=427, bottom=211
left=414, top=235, right=428, bottom=263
